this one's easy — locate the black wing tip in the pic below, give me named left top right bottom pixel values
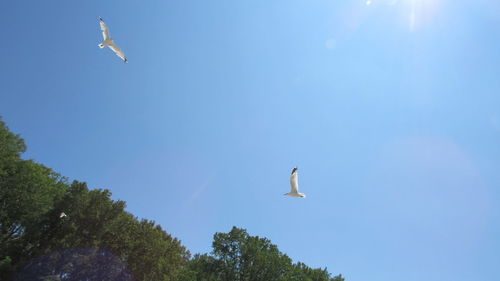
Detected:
left=99, top=17, right=104, bottom=21
left=124, top=58, right=128, bottom=63
left=291, top=167, right=298, bottom=174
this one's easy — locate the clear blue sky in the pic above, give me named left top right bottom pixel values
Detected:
left=1, top=0, right=499, bottom=280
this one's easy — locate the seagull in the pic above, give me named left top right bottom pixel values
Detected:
left=284, top=167, right=306, bottom=198
left=98, top=17, right=128, bottom=63
left=59, top=212, right=67, bottom=219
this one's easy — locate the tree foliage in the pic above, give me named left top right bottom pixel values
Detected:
left=0, top=118, right=189, bottom=281
left=0, top=117, right=343, bottom=281
left=181, top=226, right=344, bottom=281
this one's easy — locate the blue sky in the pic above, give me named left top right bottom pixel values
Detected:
left=1, top=0, right=499, bottom=280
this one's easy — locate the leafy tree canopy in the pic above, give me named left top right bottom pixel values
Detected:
left=181, top=226, right=344, bottom=281
left=0, top=118, right=189, bottom=281
left=0, top=117, right=343, bottom=281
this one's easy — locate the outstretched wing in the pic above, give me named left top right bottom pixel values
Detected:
left=99, top=18, right=110, bottom=40
left=108, top=42, right=127, bottom=62
left=290, top=168, right=299, bottom=194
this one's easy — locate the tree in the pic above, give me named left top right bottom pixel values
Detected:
left=182, top=226, right=344, bottom=281
left=0, top=118, right=190, bottom=281
left=1, top=117, right=344, bottom=281
left=0, top=118, right=67, bottom=280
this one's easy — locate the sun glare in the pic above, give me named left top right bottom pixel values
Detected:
left=407, top=0, right=440, bottom=31
left=364, top=0, right=441, bottom=31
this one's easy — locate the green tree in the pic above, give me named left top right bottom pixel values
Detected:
left=0, top=118, right=67, bottom=280
left=15, top=181, right=190, bottom=281
left=0, top=118, right=190, bottom=281
left=1, top=117, right=344, bottom=281
left=182, top=226, right=344, bottom=281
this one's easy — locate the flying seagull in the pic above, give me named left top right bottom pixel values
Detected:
left=59, top=212, right=67, bottom=219
left=284, top=167, right=306, bottom=198
left=98, top=17, right=128, bottom=63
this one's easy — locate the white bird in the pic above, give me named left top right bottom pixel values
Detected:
left=98, top=17, right=128, bottom=63
left=59, top=212, right=67, bottom=219
left=284, top=167, right=306, bottom=198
